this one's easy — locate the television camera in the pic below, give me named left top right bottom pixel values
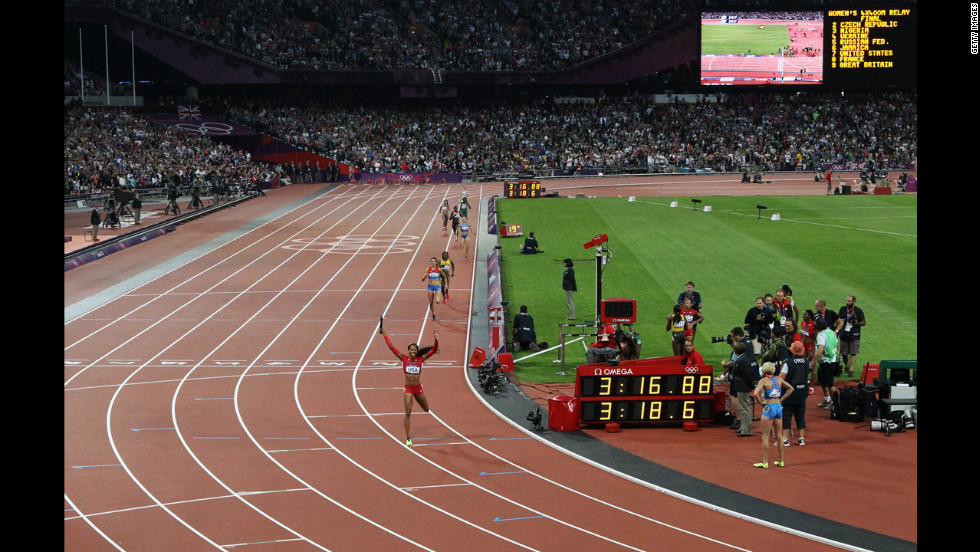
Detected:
left=478, top=361, right=502, bottom=394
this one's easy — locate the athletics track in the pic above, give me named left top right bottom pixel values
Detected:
left=65, top=173, right=916, bottom=552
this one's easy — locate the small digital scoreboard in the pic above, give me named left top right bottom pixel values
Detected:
left=501, top=223, right=524, bottom=237
left=575, top=357, right=715, bottom=424
left=600, top=298, right=637, bottom=324
left=504, top=180, right=543, bottom=198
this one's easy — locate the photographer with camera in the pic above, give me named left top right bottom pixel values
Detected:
left=744, top=296, right=775, bottom=359
left=759, top=325, right=790, bottom=376
left=165, top=184, right=180, bottom=215
left=512, top=305, right=539, bottom=351
left=731, top=340, right=761, bottom=437
left=719, top=327, right=755, bottom=430
left=188, top=184, right=204, bottom=210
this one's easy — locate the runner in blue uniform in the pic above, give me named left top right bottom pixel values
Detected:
left=423, top=257, right=444, bottom=320
left=752, top=362, right=794, bottom=468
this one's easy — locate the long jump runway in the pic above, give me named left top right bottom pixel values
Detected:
left=65, top=179, right=884, bottom=551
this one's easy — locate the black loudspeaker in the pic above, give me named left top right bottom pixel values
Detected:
left=842, top=185, right=852, bottom=194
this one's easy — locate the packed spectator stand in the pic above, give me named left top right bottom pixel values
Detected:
left=65, top=0, right=917, bottom=198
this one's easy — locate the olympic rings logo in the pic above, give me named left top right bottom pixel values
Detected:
left=174, top=122, right=235, bottom=136
left=685, top=366, right=700, bottom=373
left=399, top=174, right=414, bottom=182
left=284, top=235, right=420, bottom=254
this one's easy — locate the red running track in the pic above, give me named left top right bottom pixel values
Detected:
left=65, top=177, right=912, bottom=551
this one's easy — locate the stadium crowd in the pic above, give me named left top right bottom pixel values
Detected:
left=106, top=0, right=696, bottom=72
left=64, top=103, right=278, bottom=196
left=222, top=90, right=916, bottom=176
left=65, top=86, right=915, bottom=195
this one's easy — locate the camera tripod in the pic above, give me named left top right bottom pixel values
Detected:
left=188, top=193, right=204, bottom=210
left=164, top=199, right=181, bottom=215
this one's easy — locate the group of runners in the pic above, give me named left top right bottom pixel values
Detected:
left=381, top=188, right=473, bottom=447
left=428, top=188, right=471, bottom=320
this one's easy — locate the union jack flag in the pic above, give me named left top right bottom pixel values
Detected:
left=178, top=105, right=201, bottom=120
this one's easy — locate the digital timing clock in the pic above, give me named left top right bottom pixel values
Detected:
left=504, top=180, right=543, bottom=198
left=501, top=223, right=524, bottom=237
left=575, top=357, right=715, bottom=423
left=600, top=298, right=637, bottom=324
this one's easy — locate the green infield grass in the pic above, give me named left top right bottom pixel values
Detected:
left=701, top=24, right=791, bottom=56
left=495, top=194, right=917, bottom=383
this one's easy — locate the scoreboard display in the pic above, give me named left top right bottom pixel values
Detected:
left=824, top=7, right=916, bottom=87
left=600, top=298, right=637, bottom=324
left=504, top=180, right=543, bottom=198
left=575, top=357, right=715, bottom=424
left=699, top=6, right=916, bottom=88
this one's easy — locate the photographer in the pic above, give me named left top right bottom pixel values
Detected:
left=521, top=232, right=541, bottom=254
left=512, top=305, right=539, bottom=351
left=758, top=325, right=790, bottom=376
left=165, top=185, right=180, bottom=215
left=188, top=184, right=203, bottom=209
left=731, top=341, right=761, bottom=437
left=744, top=296, right=775, bottom=358
left=719, top=327, right=754, bottom=430
left=719, top=326, right=753, bottom=378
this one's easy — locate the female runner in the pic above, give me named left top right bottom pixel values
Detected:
left=380, top=328, right=439, bottom=446
left=450, top=206, right=461, bottom=242
left=459, top=217, right=470, bottom=259
left=439, top=251, right=455, bottom=303
left=439, top=199, right=450, bottom=232
left=422, top=257, right=444, bottom=319
left=752, top=362, right=794, bottom=468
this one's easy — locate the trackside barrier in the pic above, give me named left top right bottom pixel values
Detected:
left=555, top=321, right=598, bottom=375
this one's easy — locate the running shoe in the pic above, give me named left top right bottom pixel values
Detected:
left=797, top=438, right=806, bottom=446
left=405, top=439, right=413, bottom=447
left=753, top=462, right=769, bottom=469
left=774, top=460, right=785, bottom=467
left=772, top=439, right=790, bottom=447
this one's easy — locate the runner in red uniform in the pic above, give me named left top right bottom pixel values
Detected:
left=381, top=328, right=439, bottom=446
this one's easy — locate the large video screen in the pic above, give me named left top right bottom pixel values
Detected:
left=699, top=6, right=916, bottom=87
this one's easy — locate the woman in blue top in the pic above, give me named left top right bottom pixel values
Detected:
left=752, top=362, right=794, bottom=468
left=459, top=217, right=470, bottom=259
left=422, top=257, right=444, bottom=320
